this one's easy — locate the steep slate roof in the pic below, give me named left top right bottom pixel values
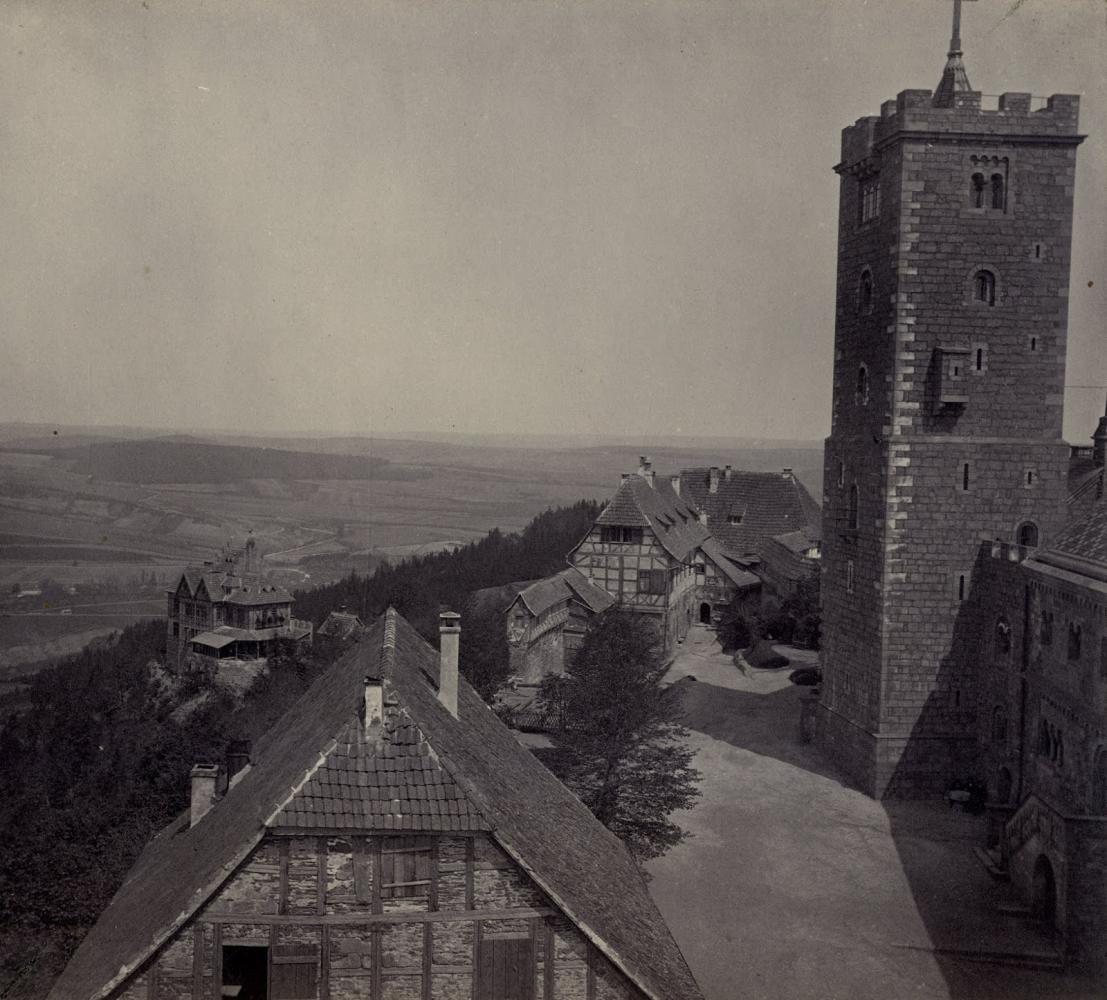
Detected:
left=512, top=567, right=616, bottom=618
left=170, top=569, right=290, bottom=606
left=680, top=468, right=821, bottom=559
left=50, top=610, right=703, bottom=1000
left=594, top=473, right=709, bottom=562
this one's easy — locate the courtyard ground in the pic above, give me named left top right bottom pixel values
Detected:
left=646, top=627, right=1103, bottom=1000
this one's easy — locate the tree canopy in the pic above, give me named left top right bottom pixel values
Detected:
left=540, top=610, right=701, bottom=861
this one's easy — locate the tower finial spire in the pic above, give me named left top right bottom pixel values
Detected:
left=949, top=0, right=966, bottom=55
left=933, top=0, right=978, bottom=107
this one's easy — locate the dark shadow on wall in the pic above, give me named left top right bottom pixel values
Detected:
left=876, top=544, right=1102, bottom=998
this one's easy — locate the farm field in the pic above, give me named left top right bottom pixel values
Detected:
left=0, top=424, right=823, bottom=666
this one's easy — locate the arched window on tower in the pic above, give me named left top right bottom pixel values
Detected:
left=991, top=173, right=1006, bottom=211
left=1017, top=522, right=1039, bottom=548
left=971, top=172, right=986, bottom=209
left=859, top=270, right=873, bottom=314
left=973, top=270, right=996, bottom=306
left=847, top=484, right=859, bottom=531
left=856, top=365, right=869, bottom=404
left=995, top=617, right=1012, bottom=658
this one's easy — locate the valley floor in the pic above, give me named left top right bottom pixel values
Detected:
left=648, top=628, right=1103, bottom=1000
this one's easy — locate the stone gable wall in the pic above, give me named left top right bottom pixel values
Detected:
left=110, top=832, right=648, bottom=1000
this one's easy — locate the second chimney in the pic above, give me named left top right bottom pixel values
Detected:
left=364, top=673, right=383, bottom=739
left=190, top=764, right=221, bottom=827
left=670, top=474, right=681, bottom=496
left=438, top=612, right=460, bottom=718
left=709, top=467, right=720, bottom=494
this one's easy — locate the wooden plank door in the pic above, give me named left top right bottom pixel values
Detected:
left=477, top=937, right=535, bottom=1000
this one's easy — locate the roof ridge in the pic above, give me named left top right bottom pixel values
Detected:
left=382, top=606, right=398, bottom=676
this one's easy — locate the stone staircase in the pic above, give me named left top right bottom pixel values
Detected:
left=947, top=846, right=1067, bottom=971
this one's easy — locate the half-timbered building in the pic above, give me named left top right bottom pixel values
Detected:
left=49, top=609, right=703, bottom=1000
left=568, top=464, right=710, bottom=656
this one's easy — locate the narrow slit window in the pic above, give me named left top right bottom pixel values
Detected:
left=975, top=348, right=984, bottom=371
left=962, top=462, right=970, bottom=492
left=1030, top=336, right=1038, bottom=352
left=847, top=484, right=859, bottom=531
left=958, top=575, right=966, bottom=601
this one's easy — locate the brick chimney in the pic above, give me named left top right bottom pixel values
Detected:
left=724, top=464, right=733, bottom=481
left=698, top=510, right=708, bottom=526
left=190, top=764, right=221, bottom=827
left=782, top=468, right=794, bottom=480
left=364, top=673, right=383, bottom=739
left=709, top=467, right=720, bottom=494
left=637, top=456, right=655, bottom=488
left=670, top=475, right=681, bottom=495
left=438, top=612, right=460, bottom=717
left=226, top=740, right=252, bottom=783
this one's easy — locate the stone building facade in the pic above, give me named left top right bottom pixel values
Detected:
left=505, top=569, right=614, bottom=685
left=815, top=15, right=1084, bottom=798
left=50, top=610, right=703, bottom=1000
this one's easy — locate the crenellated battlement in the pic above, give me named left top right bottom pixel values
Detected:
left=837, top=90, right=1081, bottom=172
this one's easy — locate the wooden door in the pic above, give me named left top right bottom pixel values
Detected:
left=477, top=937, right=535, bottom=1000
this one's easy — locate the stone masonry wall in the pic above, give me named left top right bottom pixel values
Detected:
left=818, top=85, right=1081, bottom=797
left=112, top=833, right=649, bottom=1000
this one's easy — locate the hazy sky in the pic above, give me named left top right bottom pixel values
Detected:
left=2, top=0, right=1104, bottom=442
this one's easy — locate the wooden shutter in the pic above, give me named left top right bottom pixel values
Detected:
left=477, top=938, right=535, bottom=1000
left=270, top=943, right=319, bottom=1000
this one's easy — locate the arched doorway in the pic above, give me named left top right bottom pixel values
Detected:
left=1031, top=855, right=1058, bottom=930
left=699, top=602, right=712, bottom=625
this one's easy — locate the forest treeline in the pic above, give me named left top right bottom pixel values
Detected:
left=0, top=500, right=598, bottom=992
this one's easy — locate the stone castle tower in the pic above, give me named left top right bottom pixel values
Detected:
left=815, top=6, right=1085, bottom=797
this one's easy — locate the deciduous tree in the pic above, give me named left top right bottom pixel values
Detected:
left=539, top=610, right=700, bottom=861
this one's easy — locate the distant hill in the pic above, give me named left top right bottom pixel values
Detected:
left=57, top=439, right=431, bottom=484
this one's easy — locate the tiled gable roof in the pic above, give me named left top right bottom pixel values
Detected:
left=595, top=474, right=709, bottom=562
left=273, top=713, right=488, bottom=833
left=512, top=567, right=616, bottom=618
left=680, top=468, right=821, bottom=559
left=50, top=610, right=703, bottom=1000
left=317, top=609, right=365, bottom=639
